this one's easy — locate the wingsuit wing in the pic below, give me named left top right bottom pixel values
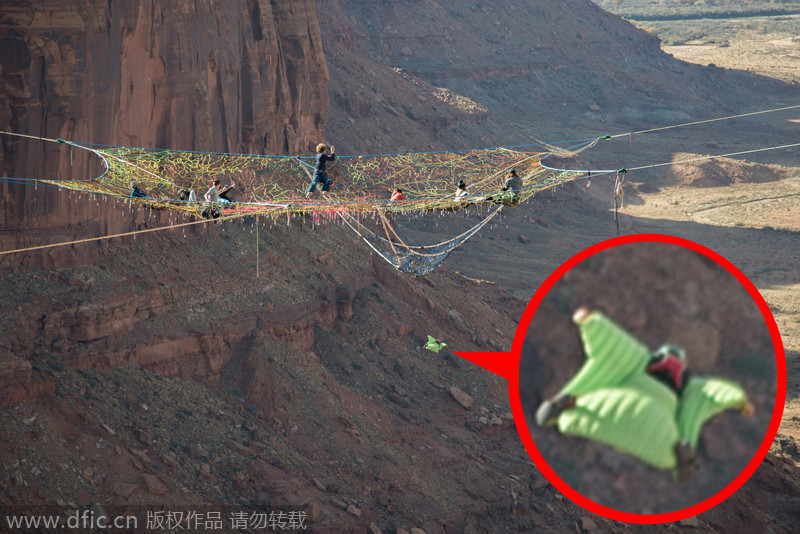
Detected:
left=545, top=310, right=751, bottom=472
left=677, top=376, right=749, bottom=448
left=425, top=336, right=445, bottom=353
left=556, top=373, right=680, bottom=470
left=561, top=310, right=652, bottom=396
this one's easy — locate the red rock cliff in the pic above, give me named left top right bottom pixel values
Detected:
left=0, top=0, right=330, bottom=249
left=0, top=0, right=329, bottom=178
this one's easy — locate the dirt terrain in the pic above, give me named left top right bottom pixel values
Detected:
left=621, top=157, right=800, bottom=444
left=1, top=1, right=800, bottom=532
left=643, top=13, right=800, bottom=84
left=594, top=2, right=800, bottom=83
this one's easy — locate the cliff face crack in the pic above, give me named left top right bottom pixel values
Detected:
left=1, top=0, right=328, bottom=180
left=246, top=0, right=264, bottom=41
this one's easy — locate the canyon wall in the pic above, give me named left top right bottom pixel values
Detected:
left=0, top=0, right=329, bottom=235
left=316, top=0, right=797, bottom=155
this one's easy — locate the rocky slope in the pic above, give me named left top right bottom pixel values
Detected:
left=1, top=0, right=799, bottom=532
left=0, top=212, right=529, bottom=532
left=317, top=0, right=799, bottom=155
left=1, top=188, right=799, bottom=533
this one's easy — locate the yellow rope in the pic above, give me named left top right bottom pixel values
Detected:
left=0, top=131, right=60, bottom=143
left=377, top=211, right=402, bottom=268
left=0, top=210, right=253, bottom=256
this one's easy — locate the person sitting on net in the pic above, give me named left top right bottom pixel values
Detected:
left=454, top=180, right=469, bottom=201
left=390, top=188, right=407, bottom=201
left=201, top=178, right=222, bottom=219
left=502, top=169, right=523, bottom=194
left=130, top=182, right=150, bottom=199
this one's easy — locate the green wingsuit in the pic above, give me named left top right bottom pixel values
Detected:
left=545, top=310, right=749, bottom=471
left=425, top=335, right=447, bottom=354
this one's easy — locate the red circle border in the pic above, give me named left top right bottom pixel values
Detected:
left=508, top=233, right=787, bottom=524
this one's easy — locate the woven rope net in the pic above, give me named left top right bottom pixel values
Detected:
left=45, top=143, right=588, bottom=217
left=20, top=139, right=593, bottom=274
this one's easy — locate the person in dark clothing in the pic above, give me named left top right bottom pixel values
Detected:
left=218, top=181, right=235, bottom=203
left=130, top=182, right=150, bottom=199
left=454, top=180, right=469, bottom=201
left=178, top=188, right=198, bottom=202
left=306, top=143, right=336, bottom=198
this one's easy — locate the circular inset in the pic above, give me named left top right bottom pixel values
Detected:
left=509, top=234, right=785, bottom=523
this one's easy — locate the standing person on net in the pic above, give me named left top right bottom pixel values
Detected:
left=306, top=143, right=336, bottom=198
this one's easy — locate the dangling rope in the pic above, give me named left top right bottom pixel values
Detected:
left=339, top=205, right=504, bottom=275
left=377, top=211, right=403, bottom=269
left=256, top=214, right=260, bottom=278
left=613, top=169, right=627, bottom=237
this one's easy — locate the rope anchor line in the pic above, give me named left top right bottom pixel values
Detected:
left=1, top=103, right=798, bottom=271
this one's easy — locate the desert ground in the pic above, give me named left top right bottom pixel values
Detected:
left=641, top=14, right=800, bottom=84
left=1, top=2, right=799, bottom=531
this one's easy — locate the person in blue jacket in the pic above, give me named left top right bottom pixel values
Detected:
left=306, top=143, right=336, bottom=198
left=130, top=182, right=150, bottom=199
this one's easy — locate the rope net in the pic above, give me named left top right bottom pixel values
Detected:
left=6, top=136, right=594, bottom=274
left=42, top=142, right=589, bottom=218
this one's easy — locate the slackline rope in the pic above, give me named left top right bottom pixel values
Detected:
left=4, top=104, right=796, bottom=164
left=542, top=141, right=800, bottom=177
left=626, top=142, right=800, bottom=172
left=0, top=209, right=254, bottom=256
left=1, top=104, right=797, bottom=257
left=607, top=103, right=800, bottom=139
